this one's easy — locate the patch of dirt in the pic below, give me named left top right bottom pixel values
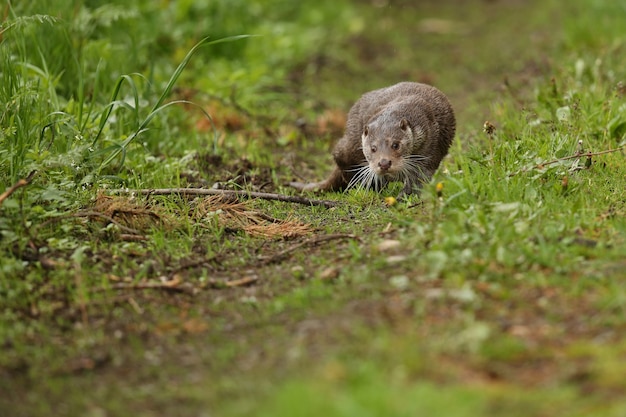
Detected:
left=234, top=278, right=620, bottom=390
left=192, top=153, right=274, bottom=190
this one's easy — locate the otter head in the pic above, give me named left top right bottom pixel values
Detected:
left=361, top=117, right=424, bottom=178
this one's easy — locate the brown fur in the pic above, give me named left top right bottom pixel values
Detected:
left=290, top=82, right=456, bottom=197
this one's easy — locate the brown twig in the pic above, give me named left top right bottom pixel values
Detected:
left=259, top=233, right=360, bottom=265
left=119, top=234, right=149, bottom=242
left=225, top=276, right=258, bottom=287
left=71, top=211, right=143, bottom=234
left=0, top=170, right=36, bottom=207
left=107, top=187, right=340, bottom=208
left=508, top=146, right=625, bottom=177
left=106, top=282, right=196, bottom=295
left=169, top=257, right=220, bottom=275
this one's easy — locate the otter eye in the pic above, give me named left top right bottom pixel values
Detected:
left=391, top=142, right=400, bottom=150
left=371, top=145, right=377, bottom=153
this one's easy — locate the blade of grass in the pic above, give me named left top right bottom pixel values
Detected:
left=92, top=73, right=143, bottom=147
left=149, top=35, right=254, bottom=115
left=97, top=34, right=253, bottom=169
left=79, top=59, right=105, bottom=134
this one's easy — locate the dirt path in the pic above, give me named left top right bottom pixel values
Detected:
left=298, top=0, right=557, bottom=129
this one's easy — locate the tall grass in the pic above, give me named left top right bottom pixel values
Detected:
left=0, top=0, right=352, bottom=188
left=93, top=35, right=252, bottom=169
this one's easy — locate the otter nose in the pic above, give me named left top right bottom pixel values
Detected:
left=378, top=159, right=392, bottom=171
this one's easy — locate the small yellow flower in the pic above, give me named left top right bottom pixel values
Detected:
left=384, top=196, right=397, bottom=206
left=436, top=182, right=444, bottom=197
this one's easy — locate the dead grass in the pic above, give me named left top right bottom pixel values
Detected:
left=92, top=192, right=313, bottom=240
left=194, top=195, right=314, bottom=239
left=93, top=192, right=168, bottom=231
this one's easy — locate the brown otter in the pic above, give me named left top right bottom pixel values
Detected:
left=290, top=82, right=455, bottom=198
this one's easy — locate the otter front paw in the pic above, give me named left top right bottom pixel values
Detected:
left=398, top=181, right=424, bottom=199
left=289, top=181, right=323, bottom=192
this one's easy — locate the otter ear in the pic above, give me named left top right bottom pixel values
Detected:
left=363, top=126, right=369, bottom=136
left=399, top=118, right=410, bottom=131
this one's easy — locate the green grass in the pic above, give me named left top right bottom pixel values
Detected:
left=2, top=0, right=626, bottom=416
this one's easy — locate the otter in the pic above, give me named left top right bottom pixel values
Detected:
left=290, top=82, right=456, bottom=198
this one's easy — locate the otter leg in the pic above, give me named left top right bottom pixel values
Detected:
left=289, top=180, right=327, bottom=192
left=398, top=169, right=434, bottom=198
left=290, top=166, right=349, bottom=192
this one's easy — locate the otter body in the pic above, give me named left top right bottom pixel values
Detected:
left=290, top=82, right=455, bottom=197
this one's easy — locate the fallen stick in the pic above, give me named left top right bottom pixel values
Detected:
left=205, top=276, right=259, bottom=289
left=224, top=276, right=258, bottom=287
left=105, top=277, right=256, bottom=293
left=107, top=187, right=339, bottom=209
left=107, top=282, right=196, bottom=295
left=119, top=233, right=149, bottom=242
left=0, top=170, right=36, bottom=206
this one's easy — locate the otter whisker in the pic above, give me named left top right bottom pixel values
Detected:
left=366, top=171, right=383, bottom=191
left=346, top=164, right=388, bottom=192
left=403, top=161, right=425, bottom=179
left=346, top=166, right=370, bottom=190
left=370, top=171, right=384, bottom=191
left=346, top=161, right=369, bottom=173
left=403, top=155, right=428, bottom=170
left=400, top=155, right=431, bottom=189
left=404, top=155, right=430, bottom=165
